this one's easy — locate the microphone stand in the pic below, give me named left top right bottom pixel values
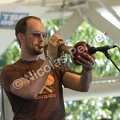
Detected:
left=103, top=50, right=120, bottom=72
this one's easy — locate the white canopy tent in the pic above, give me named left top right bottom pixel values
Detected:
left=1, top=0, right=120, bottom=55
left=0, top=0, right=120, bottom=119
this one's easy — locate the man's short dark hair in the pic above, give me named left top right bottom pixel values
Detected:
left=15, top=16, right=41, bottom=46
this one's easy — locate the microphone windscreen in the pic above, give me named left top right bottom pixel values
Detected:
left=88, top=47, right=96, bottom=54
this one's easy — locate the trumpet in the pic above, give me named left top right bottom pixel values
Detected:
left=41, top=41, right=91, bottom=66
left=38, top=44, right=72, bottom=54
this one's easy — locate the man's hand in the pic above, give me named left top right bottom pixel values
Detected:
left=47, top=34, right=65, bottom=60
left=76, top=52, right=96, bottom=70
left=73, top=42, right=96, bottom=69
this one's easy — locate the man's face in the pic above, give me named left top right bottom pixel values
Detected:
left=23, top=19, right=47, bottom=55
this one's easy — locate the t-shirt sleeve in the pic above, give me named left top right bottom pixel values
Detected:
left=1, top=65, right=22, bottom=92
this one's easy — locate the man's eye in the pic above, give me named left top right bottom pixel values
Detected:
left=32, top=32, right=47, bottom=38
left=33, top=33, right=40, bottom=37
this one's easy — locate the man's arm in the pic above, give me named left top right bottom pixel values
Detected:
left=62, top=69, right=93, bottom=91
left=62, top=52, right=95, bottom=92
left=10, top=57, right=53, bottom=99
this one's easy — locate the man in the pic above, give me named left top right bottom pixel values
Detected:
left=1, top=16, right=95, bottom=120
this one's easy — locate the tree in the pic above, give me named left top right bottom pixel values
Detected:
left=0, top=40, right=20, bottom=70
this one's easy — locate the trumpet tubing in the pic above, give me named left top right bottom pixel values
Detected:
left=43, top=41, right=91, bottom=66
left=58, top=45, right=72, bottom=54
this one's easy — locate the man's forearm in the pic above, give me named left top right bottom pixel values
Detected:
left=79, top=68, right=93, bottom=91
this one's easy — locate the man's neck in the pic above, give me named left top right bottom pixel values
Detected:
left=20, top=55, right=39, bottom=62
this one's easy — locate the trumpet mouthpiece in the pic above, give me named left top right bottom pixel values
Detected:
left=38, top=45, right=44, bottom=49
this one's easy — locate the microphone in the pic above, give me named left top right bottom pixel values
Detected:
left=88, top=45, right=117, bottom=54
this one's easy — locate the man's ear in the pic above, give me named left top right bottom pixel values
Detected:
left=17, top=33, right=25, bottom=44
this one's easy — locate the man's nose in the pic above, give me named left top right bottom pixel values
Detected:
left=38, top=34, right=44, bottom=41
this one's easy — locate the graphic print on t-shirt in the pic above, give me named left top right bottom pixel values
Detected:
left=24, top=70, right=56, bottom=99
left=37, top=73, right=56, bottom=99
left=40, top=74, right=54, bottom=94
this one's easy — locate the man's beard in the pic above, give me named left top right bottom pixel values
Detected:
left=31, top=48, right=44, bottom=55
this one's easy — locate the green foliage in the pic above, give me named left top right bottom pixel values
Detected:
left=43, top=19, right=63, bottom=44
left=65, top=97, right=120, bottom=120
left=65, top=21, right=120, bottom=78
left=0, top=40, right=20, bottom=70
